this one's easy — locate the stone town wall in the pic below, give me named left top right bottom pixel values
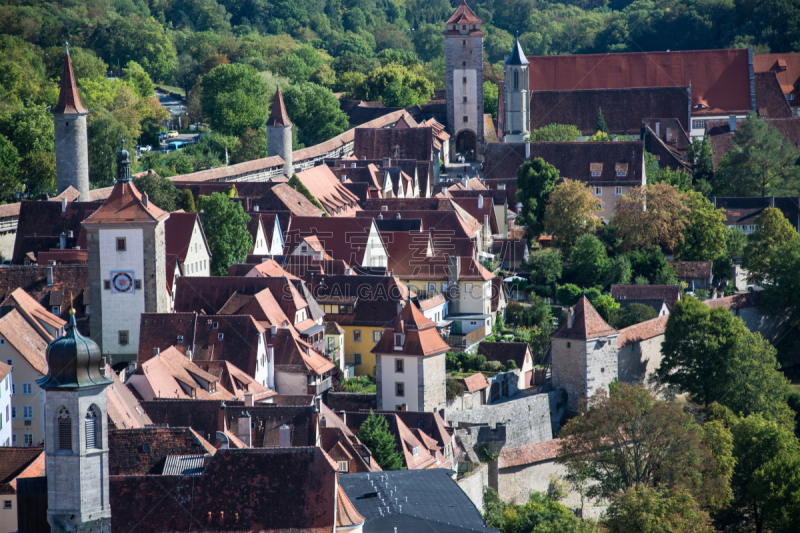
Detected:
left=618, top=334, right=665, bottom=384
left=326, top=392, right=377, bottom=412
left=421, top=353, right=446, bottom=412
left=584, top=336, right=619, bottom=405
left=457, top=463, right=489, bottom=514
left=498, top=459, right=570, bottom=506
left=551, top=337, right=587, bottom=412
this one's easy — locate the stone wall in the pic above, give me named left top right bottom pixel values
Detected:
left=421, top=353, right=446, bottom=413
left=326, top=392, right=377, bottom=412
left=618, top=334, right=664, bottom=384
left=585, top=337, right=619, bottom=405
left=54, top=113, right=90, bottom=201
left=551, top=337, right=587, bottom=412
left=457, top=463, right=489, bottom=513
left=267, top=124, right=293, bottom=177
left=447, top=392, right=553, bottom=448
left=445, top=30, right=484, bottom=157
left=498, top=459, right=569, bottom=506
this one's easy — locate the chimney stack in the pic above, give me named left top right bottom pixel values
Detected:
left=279, top=424, right=291, bottom=447
left=271, top=324, right=277, bottom=337
left=655, top=122, right=660, bottom=137
left=244, top=391, right=254, bottom=407
left=525, top=142, right=530, bottom=159
left=153, top=347, right=160, bottom=358
left=47, top=266, right=54, bottom=286
left=61, top=197, right=67, bottom=214
left=142, top=192, right=149, bottom=207
left=340, top=411, right=347, bottom=425
left=729, top=116, right=737, bottom=132
left=478, top=194, right=483, bottom=210
left=567, top=307, right=575, bottom=329
left=395, top=213, right=401, bottom=219
left=60, top=232, right=66, bottom=250
left=238, top=412, right=252, bottom=447
left=383, top=157, right=391, bottom=168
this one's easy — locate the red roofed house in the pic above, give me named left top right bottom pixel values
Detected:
left=294, top=164, right=363, bottom=217
left=0, top=447, right=45, bottom=533
left=754, top=53, right=800, bottom=113
left=286, top=216, right=388, bottom=269
left=372, top=301, right=449, bottom=412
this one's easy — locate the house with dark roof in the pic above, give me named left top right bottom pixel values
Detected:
left=319, top=406, right=382, bottom=473
left=12, top=199, right=101, bottom=265
left=709, top=196, right=800, bottom=233
left=165, top=211, right=210, bottom=278
left=610, top=284, right=682, bottom=308
left=104, top=364, right=152, bottom=430
left=285, top=216, right=388, bottom=269
left=705, top=117, right=800, bottom=169
left=668, top=261, right=713, bottom=290
left=354, top=127, right=440, bottom=182
left=108, top=427, right=216, bottom=476
left=0, top=447, right=44, bottom=532
left=477, top=342, right=535, bottom=390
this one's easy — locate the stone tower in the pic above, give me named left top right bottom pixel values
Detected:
left=550, top=298, right=619, bottom=412
left=53, top=44, right=91, bottom=201
left=503, top=38, right=530, bottom=142
left=267, top=87, right=293, bottom=177
left=38, top=309, right=113, bottom=533
left=82, top=141, right=170, bottom=366
left=445, top=0, right=485, bottom=160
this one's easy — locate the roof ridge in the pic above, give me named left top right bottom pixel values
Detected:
left=267, top=86, right=292, bottom=127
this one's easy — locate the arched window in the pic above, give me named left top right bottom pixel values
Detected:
left=85, top=408, right=100, bottom=450
left=513, top=70, right=519, bottom=91
left=57, top=407, right=71, bottom=451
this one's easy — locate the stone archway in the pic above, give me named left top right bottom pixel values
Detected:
left=456, top=129, right=477, bottom=157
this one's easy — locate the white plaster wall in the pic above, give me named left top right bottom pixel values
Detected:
left=253, top=334, right=270, bottom=388
left=275, top=370, right=307, bottom=395
left=0, top=494, right=17, bottom=533
left=99, top=228, right=145, bottom=356
left=183, top=221, right=211, bottom=276
left=252, top=222, right=270, bottom=255
left=363, top=224, right=388, bottom=268
left=458, top=280, right=492, bottom=315
left=0, top=373, right=11, bottom=446
left=125, top=372, right=157, bottom=401
left=380, top=354, right=419, bottom=411
left=269, top=222, right=284, bottom=255
left=3, top=347, right=46, bottom=446
left=453, top=69, right=479, bottom=138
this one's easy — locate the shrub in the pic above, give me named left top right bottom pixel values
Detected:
left=446, top=376, right=465, bottom=401
left=506, top=359, right=518, bottom=370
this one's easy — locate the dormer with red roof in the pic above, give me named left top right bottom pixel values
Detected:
left=82, top=140, right=171, bottom=366
left=550, top=297, right=619, bottom=411
left=372, top=301, right=449, bottom=412
left=53, top=43, right=91, bottom=202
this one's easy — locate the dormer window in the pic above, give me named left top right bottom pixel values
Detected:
left=177, top=335, right=184, bottom=344
left=412, top=446, right=419, bottom=457
left=209, top=381, right=216, bottom=393
left=615, top=163, right=628, bottom=177
left=394, top=334, right=405, bottom=350
left=217, top=333, right=224, bottom=341
left=590, top=163, right=602, bottom=177
left=213, top=322, right=219, bottom=329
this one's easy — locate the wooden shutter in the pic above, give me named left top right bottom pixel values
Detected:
left=85, top=411, right=98, bottom=449
left=58, top=418, right=71, bottom=450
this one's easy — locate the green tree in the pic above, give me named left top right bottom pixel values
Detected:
left=609, top=302, right=658, bottom=329
left=603, top=486, right=715, bottom=533
left=0, top=105, right=55, bottom=157
left=556, top=283, right=582, bottom=306
left=197, top=193, right=252, bottom=275
left=614, top=184, right=688, bottom=252
left=202, top=64, right=270, bottom=137
left=376, top=49, right=420, bottom=67
left=761, top=240, right=800, bottom=322
left=526, top=248, right=563, bottom=286
left=687, top=136, right=714, bottom=187
left=569, top=234, right=609, bottom=288
left=231, top=127, right=268, bottom=164
left=516, top=158, right=559, bottom=239
left=602, top=255, right=632, bottom=289
left=483, top=81, right=498, bottom=120
left=0, top=134, right=20, bottom=202
left=715, top=113, right=800, bottom=197
left=20, top=151, right=56, bottom=199
left=133, top=172, right=180, bottom=211
left=413, top=23, right=445, bottom=62
left=483, top=489, right=599, bottom=533
left=104, top=15, right=177, bottom=82
left=742, top=207, right=799, bottom=285
left=122, top=61, right=155, bottom=99
left=287, top=173, right=326, bottom=213
left=87, top=111, right=131, bottom=188
left=544, top=179, right=603, bottom=252
left=348, top=63, right=433, bottom=107
left=356, top=411, right=405, bottom=470
left=596, top=107, right=608, bottom=133
left=283, top=83, right=349, bottom=146
left=526, top=124, right=582, bottom=142
left=589, top=294, right=619, bottom=322
left=180, top=188, right=196, bottom=212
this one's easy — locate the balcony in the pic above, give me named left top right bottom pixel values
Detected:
left=308, top=376, right=332, bottom=396
left=445, top=328, right=488, bottom=349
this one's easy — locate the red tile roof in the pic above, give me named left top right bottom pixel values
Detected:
left=192, top=360, right=276, bottom=401
left=82, top=180, right=168, bottom=225
left=527, top=49, right=753, bottom=116
left=755, top=71, right=794, bottom=118
left=267, top=86, right=292, bottom=127
left=53, top=49, right=87, bottom=114
left=138, top=312, right=198, bottom=363
left=668, top=261, right=713, bottom=280
left=342, top=412, right=439, bottom=470
left=754, top=53, right=800, bottom=104
left=295, top=165, right=362, bottom=216
left=108, top=427, right=216, bottom=475
left=446, top=0, right=482, bottom=24
left=390, top=254, right=494, bottom=281
left=337, top=485, right=366, bottom=527
left=165, top=212, right=207, bottom=263
left=354, top=127, right=435, bottom=163
left=617, top=315, right=669, bottom=349
left=130, top=346, right=238, bottom=400
left=169, top=157, right=285, bottom=182
left=552, top=297, right=617, bottom=340
left=498, top=439, right=563, bottom=468
left=371, top=302, right=449, bottom=357
left=705, top=291, right=760, bottom=311
left=285, top=216, right=380, bottom=266
left=105, top=364, right=153, bottom=429
left=271, top=327, right=335, bottom=376
left=0, top=361, right=10, bottom=382
left=460, top=372, right=490, bottom=392
left=5, top=287, right=66, bottom=339
left=611, top=284, right=681, bottom=307
left=0, top=265, right=88, bottom=326
left=0, top=447, right=45, bottom=494
left=0, top=309, right=48, bottom=373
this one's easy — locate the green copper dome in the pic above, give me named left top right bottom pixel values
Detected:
left=37, top=312, right=112, bottom=389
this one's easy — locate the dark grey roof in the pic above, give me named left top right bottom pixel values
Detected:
left=617, top=298, right=667, bottom=314
left=374, top=218, right=423, bottom=232
left=505, top=39, right=528, bottom=66
left=162, top=455, right=205, bottom=476
left=340, top=470, right=499, bottom=533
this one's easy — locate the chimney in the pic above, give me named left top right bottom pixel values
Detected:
left=351, top=163, right=357, bottom=168
left=383, top=157, right=391, bottom=168
left=67, top=230, right=73, bottom=238
left=655, top=121, right=660, bottom=137
left=244, top=391, right=254, bottom=407
left=340, top=411, right=347, bottom=425
left=61, top=197, right=67, bottom=214
left=400, top=404, right=407, bottom=412
left=47, top=266, right=53, bottom=286
left=567, top=308, right=575, bottom=329
left=279, top=424, right=291, bottom=447
left=341, top=175, right=346, bottom=183
left=142, top=192, right=149, bottom=207
left=381, top=205, right=388, bottom=211
left=395, top=213, right=401, bottom=219
left=525, top=142, right=530, bottom=159
left=315, top=396, right=322, bottom=412
left=729, top=116, right=737, bottom=132
left=153, top=347, right=160, bottom=358
left=483, top=214, right=491, bottom=248
left=267, top=344, right=274, bottom=363
left=254, top=205, right=259, bottom=212
left=271, top=324, right=277, bottom=337
left=238, top=412, right=252, bottom=447
left=478, top=194, right=483, bottom=210
left=378, top=213, right=383, bottom=220
left=60, top=232, right=66, bottom=250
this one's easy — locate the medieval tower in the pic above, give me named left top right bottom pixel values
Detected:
left=53, top=44, right=91, bottom=201
left=445, top=0, right=485, bottom=160
left=38, top=309, right=113, bottom=532
left=267, top=87, right=293, bottom=177
left=82, top=141, right=170, bottom=366
left=503, top=39, right=530, bottom=142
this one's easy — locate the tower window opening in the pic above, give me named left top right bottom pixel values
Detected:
left=514, top=70, right=519, bottom=91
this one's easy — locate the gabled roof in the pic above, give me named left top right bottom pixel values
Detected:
left=310, top=275, right=411, bottom=326
left=753, top=53, right=800, bottom=101
left=551, top=297, right=617, bottom=340
left=341, top=412, right=438, bottom=470
left=498, top=439, right=562, bottom=468
left=611, top=284, right=682, bottom=307
left=108, top=427, right=216, bottom=476
left=0, top=309, right=48, bottom=373
left=354, top=127, right=434, bottom=163
left=82, top=180, right=168, bottom=225
left=461, top=372, right=490, bottom=392
left=241, top=258, right=300, bottom=280
left=617, top=315, right=669, bottom=349
left=0, top=447, right=44, bottom=494
left=165, top=212, right=208, bottom=263
left=271, top=327, right=335, bottom=376
left=193, top=315, right=267, bottom=376
left=193, top=360, right=275, bottom=400
left=285, top=216, right=381, bottom=266
left=259, top=183, right=325, bottom=217
left=294, top=165, right=362, bottom=216
left=5, top=287, right=66, bottom=338
left=53, top=48, right=87, bottom=114
left=477, top=342, right=531, bottom=369
left=12, top=199, right=101, bottom=264
left=267, top=86, right=292, bottom=127
left=505, top=39, right=528, bottom=66
left=105, top=364, right=153, bottom=430
left=130, top=346, right=237, bottom=400
left=138, top=312, right=198, bottom=363
left=755, top=71, right=794, bottom=118
left=372, top=302, right=449, bottom=357
left=361, top=210, right=481, bottom=240
left=446, top=0, right=482, bottom=25
left=0, top=265, right=88, bottom=325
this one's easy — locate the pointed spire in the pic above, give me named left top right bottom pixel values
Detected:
left=446, top=0, right=482, bottom=25
left=53, top=42, right=88, bottom=115
left=505, top=37, right=529, bottom=66
left=267, top=86, right=292, bottom=127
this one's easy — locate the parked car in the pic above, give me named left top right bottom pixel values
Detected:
left=167, top=130, right=179, bottom=138
left=136, top=145, right=152, bottom=152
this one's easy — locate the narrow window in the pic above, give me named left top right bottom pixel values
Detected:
left=104, top=280, right=111, bottom=290
left=395, top=359, right=404, bottom=373
left=594, top=187, right=602, bottom=196
left=428, top=282, right=435, bottom=293
left=463, top=96, right=468, bottom=103
left=58, top=407, right=71, bottom=451
left=462, top=61, right=466, bottom=66
left=353, top=330, right=362, bottom=342
left=462, top=40, right=466, bottom=46
left=513, top=70, right=519, bottom=91
left=52, top=306, right=60, bottom=315
left=85, top=408, right=99, bottom=450
left=116, top=238, right=126, bottom=251
left=396, top=382, right=405, bottom=397
left=118, top=330, right=129, bottom=345
left=463, top=116, right=468, bottom=122
left=615, top=187, right=623, bottom=195
left=462, top=77, right=467, bottom=83
left=217, top=333, right=224, bottom=341
left=353, top=353, right=362, bottom=365
left=373, top=331, right=382, bottom=342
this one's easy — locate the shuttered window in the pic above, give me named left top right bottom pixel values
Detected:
left=85, top=409, right=99, bottom=449
left=57, top=408, right=71, bottom=451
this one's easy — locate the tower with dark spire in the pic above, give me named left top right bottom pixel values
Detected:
left=444, top=0, right=485, bottom=160
left=53, top=43, right=90, bottom=201
left=503, top=38, right=530, bottom=142
left=267, top=87, right=293, bottom=177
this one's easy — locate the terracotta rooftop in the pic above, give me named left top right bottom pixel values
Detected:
left=82, top=180, right=168, bottom=225
left=12, top=200, right=101, bottom=264
left=294, top=165, right=362, bottom=216
left=169, top=156, right=285, bottom=182
left=138, top=312, right=198, bottom=363
left=372, top=302, right=449, bottom=357
left=271, top=327, right=335, bottom=376
left=165, top=212, right=208, bottom=263
left=4, top=286, right=66, bottom=339
left=611, top=285, right=682, bottom=308
left=526, top=49, right=754, bottom=116
left=446, top=0, right=482, bottom=25
left=552, top=297, right=618, bottom=340
left=0, top=309, right=48, bottom=373
left=354, top=127, right=434, bottom=163
left=705, top=291, right=760, bottom=311
left=193, top=360, right=276, bottom=401
left=105, top=364, right=153, bottom=430
left=755, top=71, right=794, bottom=118
left=617, top=315, right=669, bottom=349
left=754, top=53, right=800, bottom=104
left=337, top=485, right=365, bottom=527
left=389, top=254, right=494, bottom=281
left=53, top=48, right=87, bottom=114
left=0, top=447, right=45, bottom=495
left=0, top=265, right=88, bottom=326
left=341, top=411, right=439, bottom=470
left=285, top=216, right=380, bottom=266
left=267, top=86, right=292, bottom=127
left=705, top=118, right=800, bottom=168
left=460, top=372, right=490, bottom=392
left=309, top=275, right=411, bottom=327
left=498, top=439, right=563, bottom=468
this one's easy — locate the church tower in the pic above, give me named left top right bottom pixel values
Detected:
left=82, top=141, right=170, bottom=366
left=267, top=87, right=293, bottom=177
left=53, top=44, right=91, bottom=201
left=503, top=38, right=530, bottom=142
left=38, top=308, right=113, bottom=533
left=444, top=0, right=485, bottom=160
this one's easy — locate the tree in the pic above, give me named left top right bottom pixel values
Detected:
left=122, top=61, right=155, bottom=98
left=596, top=107, right=608, bottom=133
left=483, top=81, right=498, bottom=120
left=231, top=127, right=268, bottom=164
left=482, top=489, right=599, bottom=533
left=104, top=15, right=177, bottom=82
left=602, top=486, right=715, bottom=533
left=609, top=302, right=658, bottom=329
left=287, top=174, right=326, bottom=213
left=590, top=294, right=619, bottom=322
left=602, top=255, right=632, bottom=289
left=516, top=158, right=559, bottom=239
left=556, top=283, right=582, bottom=306
left=133, top=172, right=180, bottom=211
left=543, top=179, right=603, bottom=251
left=283, top=83, right=349, bottom=146
left=526, top=124, right=582, bottom=142
left=412, top=23, right=445, bottom=62
left=180, top=189, right=196, bottom=212
left=558, top=384, right=732, bottom=506
left=202, top=64, right=270, bottom=137
left=742, top=207, right=799, bottom=285
left=20, top=151, right=56, bottom=199
left=569, top=234, right=609, bottom=288
left=348, top=63, right=433, bottom=107
left=760, top=240, right=800, bottom=322
left=87, top=111, right=130, bottom=188
left=526, top=248, right=562, bottom=286
left=196, top=193, right=252, bottom=275
left=687, top=136, right=713, bottom=186
left=376, top=49, right=420, bottom=68
left=715, top=113, right=800, bottom=197
left=0, top=134, right=20, bottom=202
left=356, top=411, right=405, bottom=470
left=613, top=183, right=688, bottom=252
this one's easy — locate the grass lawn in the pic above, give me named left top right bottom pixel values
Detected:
left=155, top=84, right=185, bottom=98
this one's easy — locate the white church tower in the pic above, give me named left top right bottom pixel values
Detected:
left=503, top=38, right=530, bottom=142
left=38, top=308, right=113, bottom=532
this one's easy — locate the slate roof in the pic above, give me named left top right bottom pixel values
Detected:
left=12, top=200, right=101, bottom=264
left=105, top=364, right=153, bottom=430
left=617, top=315, right=669, bottom=349
left=530, top=86, right=691, bottom=135
left=668, top=261, right=713, bottom=280
left=498, top=439, right=562, bottom=468
left=526, top=49, right=753, bottom=116
left=755, top=71, right=794, bottom=118
left=611, top=285, right=682, bottom=308
left=340, top=469, right=497, bottom=533
left=709, top=196, right=800, bottom=230
left=505, top=39, right=528, bottom=66
left=108, top=427, right=216, bottom=475
left=53, top=49, right=87, bottom=114
left=309, top=275, right=411, bottom=326
left=477, top=342, right=531, bottom=369
left=267, top=87, right=292, bottom=127
left=552, top=297, right=618, bottom=340
left=354, top=127, right=434, bottom=163
left=0, top=447, right=45, bottom=495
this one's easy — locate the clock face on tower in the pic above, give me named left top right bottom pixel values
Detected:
left=110, top=271, right=135, bottom=294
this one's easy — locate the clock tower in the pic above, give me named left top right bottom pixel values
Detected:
left=82, top=141, right=170, bottom=367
